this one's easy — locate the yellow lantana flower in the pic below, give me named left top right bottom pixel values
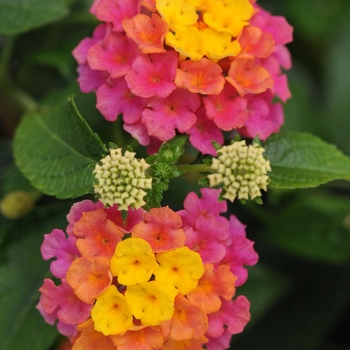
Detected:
left=125, top=281, right=178, bottom=326
left=110, top=237, right=158, bottom=285
left=91, top=285, right=133, bottom=335
left=155, top=247, right=204, bottom=294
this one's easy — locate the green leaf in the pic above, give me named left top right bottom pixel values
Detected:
left=264, top=192, right=350, bottom=264
left=14, top=97, right=106, bottom=199
left=0, top=203, right=70, bottom=350
left=0, top=0, right=69, bottom=35
left=263, top=132, right=350, bottom=189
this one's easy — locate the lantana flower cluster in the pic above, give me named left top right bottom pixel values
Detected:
left=37, top=189, right=258, bottom=349
left=73, top=0, right=293, bottom=155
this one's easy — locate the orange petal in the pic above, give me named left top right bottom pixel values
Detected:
left=226, top=58, right=273, bottom=95
left=66, top=256, right=112, bottom=304
left=187, top=264, right=237, bottom=314
left=162, top=337, right=207, bottom=350
left=161, top=294, right=208, bottom=341
left=132, top=206, right=186, bottom=252
left=72, top=319, right=115, bottom=350
left=123, top=13, right=168, bottom=54
left=110, top=326, right=164, bottom=350
left=175, top=58, right=225, bottom=95
left=141, top=0, right=157, bottom=12
left=238, top=25, right=275, bottom=59
left=74, top=209, right=124, bottom=259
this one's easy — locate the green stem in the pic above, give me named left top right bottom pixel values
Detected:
left=0, top=35, right=41, bottom=114
left=0, top=35, right=16, bottom=85
left=176, top=163, right=212, bottom=173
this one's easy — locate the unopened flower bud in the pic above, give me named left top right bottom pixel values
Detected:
left=208, top=140, right=271, bottom=201
left=0, top=190, right=34, bottom=219
left=93, top=148, right=152, bottom=210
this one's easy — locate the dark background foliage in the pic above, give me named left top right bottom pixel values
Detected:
left=1, top=0, right=350, bottom=349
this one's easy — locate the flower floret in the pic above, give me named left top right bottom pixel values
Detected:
left=125, top=281, right=178, bottom=326
left=155, top=246, right=204, bottom=294
left=91, top=285, right=133, bottom=336
left=110, top=237, right=158, bottom=285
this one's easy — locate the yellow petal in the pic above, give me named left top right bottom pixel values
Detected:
left=155, top=247, right=204, bottom=294
left=110, top=237, right=158, bottom=285
left=125, top=281, right=178, bottom=326
left=91, top=285, right=133, bottom=335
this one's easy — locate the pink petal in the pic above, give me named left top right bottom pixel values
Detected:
left=88, top=33, right=139, bottom=78
left=39, top=279, right=92, bottom=325
left=187, top=105, right=224, bottom=156
left=142, top=89, right=200, bottom=141
left=96, top=78, right=148, bottom=123
left=41, top=229, right=80, bottom=279
left=66, top=200, right=103, bottom=236
left=95, top=0, right=141, bottom=32
left=125, top=51, right=178, bottom=98
left=272, top=74, right=291, bottom=103
left=207, top=297, right=251, bottom=337
left=222, top=235, right=259, bottom=287
left=72, top=24, right=107, bottom=65
left=76, top=63, right=108, bottom=93
left=206, top=329, right=232, bottom=350
left=239, top=92, right=284, bottom=140
left=105, top=204, right=145, bottom=232
left=251, top=6, right=293, bottom=45
left=203, top=82, right=248, bottom=131
left=184, top=216, right=229, bottom=264
left=123, top=120, right=151, bottom=146
left=178, top=188, right=227, bottom=228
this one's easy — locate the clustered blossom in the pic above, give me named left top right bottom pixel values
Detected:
left=37, top=189, right=258, bottom=349
left=208, top=140, right=271, bottom=201
left=93, top=148, right=152, bottom=209
left=72, top=0, right=293, bottom=155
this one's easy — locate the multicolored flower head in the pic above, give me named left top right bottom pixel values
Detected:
left=73, top=0, right=293, bottom=155
left=37, top=189, right=258, bottom=349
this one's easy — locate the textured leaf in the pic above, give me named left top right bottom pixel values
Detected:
left=0, top=203, right=70, bottom=350
left=0, top=0, right=68, bottom=35
left=14, top=97, right=106, bottom=199
left=264, top=133, right=350, bottom=189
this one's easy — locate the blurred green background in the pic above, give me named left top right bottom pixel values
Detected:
left=1, top=0, right=350, bottom=349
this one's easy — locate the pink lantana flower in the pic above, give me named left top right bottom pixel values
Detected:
left=96, top=78, right=148, bottom=123
left=41, top=228, right=80, bottom=279
left=88, top=33, right=140, bottom=79
left=125, top=51, right=178, bottom=99
left=203, top=82, right=248, bottom=131
left=188, top=106, right=224, bottom=156
left=94, top=0, right=140, bottom=32
left=73, top=0, right=293, bottom=154
left=239, top=91, right=284, bottom=140
left=142, top=88, right=200, bottom=141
